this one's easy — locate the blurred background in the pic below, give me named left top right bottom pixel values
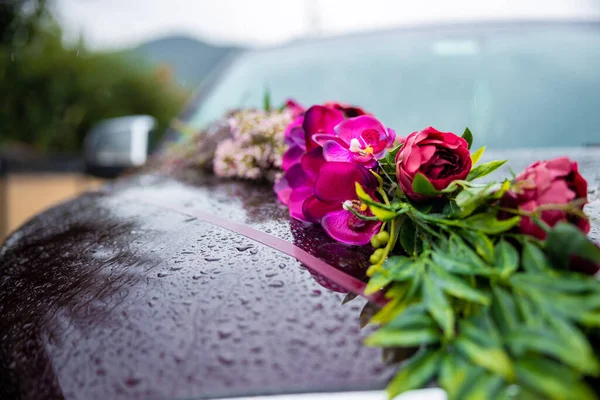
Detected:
left=1, top=0, right=600, bottom=241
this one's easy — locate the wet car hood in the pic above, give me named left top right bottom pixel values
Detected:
left=1, top=148, right=600, bottom=400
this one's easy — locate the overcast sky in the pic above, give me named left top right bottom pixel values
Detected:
left=53, top=0, right=600, bottom=49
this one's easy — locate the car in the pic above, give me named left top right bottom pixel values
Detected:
left=1, top=19, right=600, bottom=400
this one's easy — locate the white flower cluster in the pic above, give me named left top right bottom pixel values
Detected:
left=213, top=108, right=293, bottom=181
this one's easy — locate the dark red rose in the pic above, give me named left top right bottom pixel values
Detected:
left=395, top=127, right=472, bottom=201
left=501, top=157, right=589, bottom=240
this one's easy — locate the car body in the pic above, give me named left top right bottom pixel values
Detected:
left=2, top=19, right=600, bottom=400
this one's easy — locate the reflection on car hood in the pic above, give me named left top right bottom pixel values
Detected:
left=0, top=148, right=599, bottom=400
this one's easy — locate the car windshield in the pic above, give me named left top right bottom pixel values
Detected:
left=182, top=22, right=600, bottom=149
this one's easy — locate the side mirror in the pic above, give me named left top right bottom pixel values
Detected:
left=83, top=115, right=157, bottom=179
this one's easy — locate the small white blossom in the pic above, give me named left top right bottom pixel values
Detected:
left=213, top=108, right=293, bottom=181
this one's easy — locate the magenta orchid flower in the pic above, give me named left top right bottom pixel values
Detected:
left=314, top=115, right=396, bottom=168
left=285, top=98, right=305, bottom=117
left=303, top=162, right=382, bottom=245
left=282, top=105, right=346, bottom=172
left=302, top=105, right=346, bottom=152
left=284, top=148, right=327, bottom=221
left=281, top=115, right=306, bottom=172
left=275, top=102, right=370, bottom=207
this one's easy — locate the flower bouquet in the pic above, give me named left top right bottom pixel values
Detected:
left=171, top=98, right=600, bottom=399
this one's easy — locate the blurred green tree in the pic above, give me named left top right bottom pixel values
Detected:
left=0, top=0, right=189, bottom=153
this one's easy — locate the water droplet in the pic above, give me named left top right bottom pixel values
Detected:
left=205, top=257, right=221, bottom=262
left=310, top=290, right=321, bottom=297
left=278, top=263, right=287, bottom=269
left=236, top=245, right=253, bottom=252
left=217, top=353, right=235, bottom=366
left=157, top=273, right=169, bottom=278
left=218, top=328, right=233, bottom=339
left=268, top=280, right=284, bottom=288
left=124, top=377, right=140, bottom=387
left=265, top=272, right=278, bottom=278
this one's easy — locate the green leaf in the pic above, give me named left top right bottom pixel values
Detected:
left=365, top=326, right=440, bottom=347
left=371, top=204, right=402, bottom=221
left=263, top=89, right=271, bottom=111
left=507, top=329, right=600, bottom=375
left=495, top=240, right=519, bottom=278
left=467, top=160, right=507, bottom=181
left=461, top=229, right=495, bottom=263
left=455, top=337, right=515, bottom=381
left=423, top=274, right=455, bottom=338
left=515, top=358, right=597, bottom=400
left=355, top=182, right=399, bottom=221
left=439, top=353, right=472, bottom=400
left=545, top=222, right=600, bottom=268
left=370, top=289, right=407, bottom=324
left=460, top=371, right=504, bottom=400
left=384, top=144, right=402, bottom=167
left=386, top=349, right=442, bottom=399
left=452, top=182, right=508, bottom=219
left=387, top=303, right=432, bottom=329
left=459, top=314, right=502, bottom=347
left=549, top=317, right=597, bottom=369
left=364, top=272, right=392, bottom=295
left=432, top=251, right=495, bottom=276
left=462, top=213, right=520, bottom=235
left=516, top=297, right=545, bottom=329
left=470, top=146, right=486, bottom=165
left=431, top=264, right=491, bottom=305
left=411, top=173, right=441, bottom=197
left=355, top=182, right=392, bottom=210
left=491, top=285, right=519, bottom=333
left=522, top=242, right=548, bottom=273
left=399, top=218, right=420, bottom=256
left=381, top=256, right=419, bottom=281
left=510, top=273, right=600, bottom=293
left=443, top=200, right=462, bottom=217
left=462, top=127, right=474, bottom=150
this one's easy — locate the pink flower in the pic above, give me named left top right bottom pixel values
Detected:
left=285, top=98, right=305, bottom=117
left=303, top=162, right=382, bottom=245
left=501, top=157, right=589, bottom=239
left=396, top=127, right=472, bottom=201
left=313, top=115, right=396, bottom=168
left=276, top=102, right=369, bottom=204
left=284, top=148, right=326, bottom=222
left=281, top=115, right=306, bottom=172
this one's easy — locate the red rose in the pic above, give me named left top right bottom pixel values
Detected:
left=395, top=127, right=472, bottom=201
left=501, top=157, right=589, bottom=240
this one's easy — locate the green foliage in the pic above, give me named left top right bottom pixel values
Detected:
left=364, top=127, right=600, bottom=399
left=467, top=160, right=507, bottom=181
left=412, top=173, right=440, bottom=196
left=545, top=223, right=600, bottom=268
left=0, top=4, right=188, bottom=153
left=461, top=127, right=473, bottom=150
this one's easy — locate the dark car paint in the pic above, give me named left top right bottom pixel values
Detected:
left=1, top=148, right=600, bottom=400
left=0, top=173, right=399, bottom=400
